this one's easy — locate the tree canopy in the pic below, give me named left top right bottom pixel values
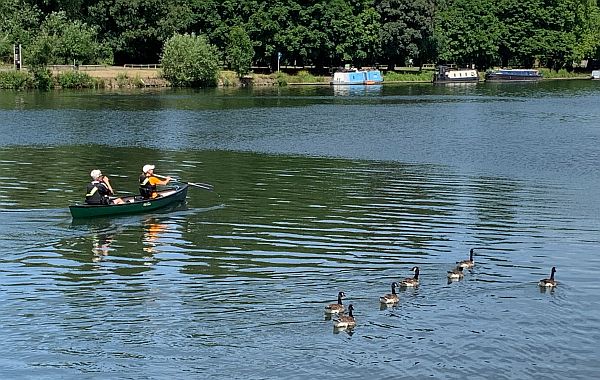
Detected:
left=0, top=0, right=599, bottom=71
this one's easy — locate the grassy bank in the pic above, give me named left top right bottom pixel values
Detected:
left=1, top=66, right=594, bottom=90
left=0, top=67, right=154, bottom=90
left=537, top=68, right=591, bottom=79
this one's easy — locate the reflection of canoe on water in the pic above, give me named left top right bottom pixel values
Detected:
left=69, top=185, right=188, bottom=218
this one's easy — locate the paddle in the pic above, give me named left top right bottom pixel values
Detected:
left=154, top=174, right=214, bottom=191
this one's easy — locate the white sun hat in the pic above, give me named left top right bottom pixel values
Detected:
left=90, top=169, right=102, bottom=179
left=142, top=164, right=155, bottom=173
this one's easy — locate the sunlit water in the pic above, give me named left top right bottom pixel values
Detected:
left=1, top=81, right=599, bottom=378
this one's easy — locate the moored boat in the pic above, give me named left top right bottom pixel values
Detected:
left=69, top=184, right=188, bottom=218
left=484, top=68, right=542, bottom=82
left=592, top=70, right=600, bottom=80
left=433, top=65, right=479, bottom=83
left=331, top=67, right=383, bottom=85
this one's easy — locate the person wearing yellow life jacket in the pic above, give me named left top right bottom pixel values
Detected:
left=85, top=169, right=124, bottom=205
left=139, top=164, right=171, bottom=199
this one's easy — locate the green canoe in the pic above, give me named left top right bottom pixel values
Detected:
left=69, top=184, right=189, bottom=218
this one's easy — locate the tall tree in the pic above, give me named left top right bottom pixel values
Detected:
left=572, top=0, right=600, bottom=62
left=27, top=11, right=109, bottom=66
left=225, top=25, right=255, bottom=76
left=0, top=0, right=42, bottom=62
left=352, top=4, right=382, bottom=67
left=375, top=0, right=435, bottom=67
left=87, top=0, right=194, bottom=64
left=498, top=0, right=579, bottom=68
left=435, top=0, right=503, bottom=68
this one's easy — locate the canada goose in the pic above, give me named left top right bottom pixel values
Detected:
left=380, top=282, right=399, bottom=304
left=457, top=248, right=475, bottom=269
left=447, top=266, right=464, bottom=280
left=333, top=304, right=356, bottom=328
left=400, top=266, right=420, bottom=287
left=538, top=267, right=557, bottom=287
left=324, top=291, right=346, bottom=314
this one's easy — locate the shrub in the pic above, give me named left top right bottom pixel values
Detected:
left=32, top=67, right=53, bottom=90
left=383, top=71, right=433, bottom=82
left=116, top=72, right=129, bottom=88
left=219, top=70, right=240, bottom=86
left=0, top=70, right=33, bottom=89
left=161, top=33, right=221, bottom=87
left=295, top=70, right=319, bottom=83
left=55, top=70, right=95, bottom=88
left=275, top=71, right=289, bottom=86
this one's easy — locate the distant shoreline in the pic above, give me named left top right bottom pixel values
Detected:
left=1, top=65, right=594, bottom=89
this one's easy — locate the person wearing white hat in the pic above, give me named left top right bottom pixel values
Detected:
left=85, top=169, right=124, bottom=205
left=139, top=164, right=171, bottom=199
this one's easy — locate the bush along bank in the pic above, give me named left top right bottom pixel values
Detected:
left=0, top=69, right=152, bottom=90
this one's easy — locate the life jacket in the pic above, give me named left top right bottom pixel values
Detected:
left=139, top=173, right=156, bottom=199
left=85, top=181, right=110, bottom=205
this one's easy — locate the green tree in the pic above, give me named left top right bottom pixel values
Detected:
left=26, top=11, right=110, bottom=66
left=0, top=0, right=42, bottom=63
left=572, top=0, right=600, bottom=61
left=498, top=0, right=579, bottom=69
left=248, top=1, right=308, bottom=69
left=225, top=26, right=255, bottom=77
left=435, top=0, right=503, bottom=68
left=87, top=0, right=194, bottom=64
left=161, top=33, right=221, bottom=87
left=375, top=0, right=435, bottom=67
left=352, top=5, right=382, bottom=67
left=303, top=0, right=355, bottom=67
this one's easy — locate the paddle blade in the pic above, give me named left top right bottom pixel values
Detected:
left=187, top=182, right=214, bottom=191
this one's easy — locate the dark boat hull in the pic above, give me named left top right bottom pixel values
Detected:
left=69, top=185, right=188, bottom=218
left=433, top=77, right=479, bottom=83
left=484, top=72, right=542, bottom=82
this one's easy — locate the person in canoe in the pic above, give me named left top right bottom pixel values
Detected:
left=139, top=164, right=171, bottom=199
left=85, top=169, right=125, bottom=205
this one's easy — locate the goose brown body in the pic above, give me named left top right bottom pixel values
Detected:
left=447, top=266, right=464, bottom=280
left=400, top=266, right=420, bottom=287
left=333, top=304, right=356, bottom=328
left=325, top=291, right=346, bottom=314
left=538, top=267, right=557, bottom=287
left=457, top=248, right=475, bottom=269
left=380, top=282, right=399, bottom=304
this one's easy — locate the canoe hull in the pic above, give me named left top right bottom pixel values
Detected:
left=70, top=185, right=188, bottom=218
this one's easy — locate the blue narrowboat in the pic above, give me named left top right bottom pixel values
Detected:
left=331, top=68, right=383, bottom=85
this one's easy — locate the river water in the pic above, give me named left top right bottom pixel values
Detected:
left=0, top=81, right=599, bottom=379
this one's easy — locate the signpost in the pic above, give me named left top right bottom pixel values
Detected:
left=277, top=52, right=282, bottom=72
left=14, top=44, right=22, bottom=70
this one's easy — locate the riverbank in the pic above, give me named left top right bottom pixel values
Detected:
left=0, top=65, right=594, bottom=89
left=50, top=65, right=168, bottom=88
left=83, top=66, right=592, bottom=86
